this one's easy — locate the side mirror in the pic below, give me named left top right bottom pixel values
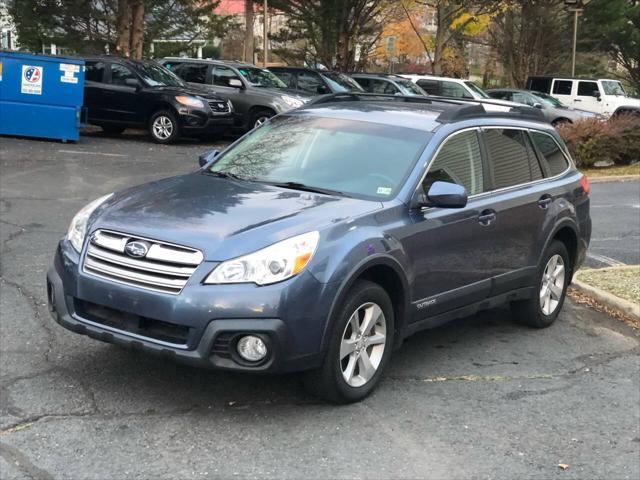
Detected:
left=413, top=181, right=468, bottom=209
left=533, top=102, right=543, bottom=109
left=316, top=84, right=330, bottom=95
left=593, top=90, right=601, bottom=100
left=124, top=78, right=140, bottom=89
left=228, top=78, right=243, bottom=89
left=198, top=149, right=220, bottom=167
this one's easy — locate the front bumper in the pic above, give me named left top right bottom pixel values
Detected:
left=176, top=108, right=234, bottom=136
left=47, top=240, right=335, bottom=373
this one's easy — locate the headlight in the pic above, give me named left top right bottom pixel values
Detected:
left=67, top=194, right=113, bottom=252
left=281, top=95, right=305, bottom=109
left=227, top=99, right=234, bottom=112
left=175, top=95, right=205, bottom=108
left=205, top=231, right=319, bottom=285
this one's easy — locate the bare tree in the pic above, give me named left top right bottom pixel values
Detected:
left=129, top=0, right=144, bottom=59
left=115, top=0, right=131, bottom=56
left=243, top=0, right=255, bottom=62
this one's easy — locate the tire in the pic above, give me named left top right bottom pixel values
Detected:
left=511, top=240, right=571, bottom=328
left=552, top=118, right=571, bottom=127
left=303, top=280, right=394, bottom=404
left=148, top=110, right=180, bottom=144
left=101, top=125, right=125, bottom=135
left=248, top=109, right=274, bottom=130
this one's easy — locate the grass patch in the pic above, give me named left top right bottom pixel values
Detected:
left=577, top=266, right=640, bottom=304
left=580, top=163, right=640, bottom=177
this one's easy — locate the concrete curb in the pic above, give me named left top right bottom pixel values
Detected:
left=588, top=175, right=640, bottom=183
left=571, top=276, right=640, bottom=321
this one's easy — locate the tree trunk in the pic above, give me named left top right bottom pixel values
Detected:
left=115, top=0, right=130, bottom=57
left=129, top=0, right=144, bottom=59
left=243, top=0, right=255, bottom=63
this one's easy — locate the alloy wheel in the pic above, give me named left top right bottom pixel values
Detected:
left=539, top=254, right=565, bottom=316
left=152, top=115, right=174, bottom=140
left=339, top=302, right=387, bottom=387
left=254, top=116, right=269, bottom=128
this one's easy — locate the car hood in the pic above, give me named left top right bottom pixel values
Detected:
left=91, top=173, right=381, bottom=260
left=147, top=84, right=226, bottom=101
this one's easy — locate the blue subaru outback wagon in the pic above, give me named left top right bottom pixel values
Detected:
left=47, top=93, right=591, bottom=403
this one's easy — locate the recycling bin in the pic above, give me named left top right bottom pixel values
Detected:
left=0, top=51, right=85, bottom=142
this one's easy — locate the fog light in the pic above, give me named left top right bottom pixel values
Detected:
left=236, top=335, right=268, bottom=362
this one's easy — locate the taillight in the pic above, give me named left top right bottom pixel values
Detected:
left=579, top=174, right=590, bottom=195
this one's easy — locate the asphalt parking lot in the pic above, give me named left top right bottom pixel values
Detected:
left=1, top=131, right=639, bottom=480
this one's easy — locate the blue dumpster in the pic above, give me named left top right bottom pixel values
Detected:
left=0, top=51, right=85, bottom=142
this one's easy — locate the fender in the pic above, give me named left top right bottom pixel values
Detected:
left=538, top=217, right=580, bottom=270
left=318, top=253, right=411, bottom=355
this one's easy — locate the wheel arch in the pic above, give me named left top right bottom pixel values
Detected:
left=320, top=254, right=410, bottom=354
left=543, top=220, right=579, bottom=281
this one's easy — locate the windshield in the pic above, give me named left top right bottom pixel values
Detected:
left=397, top=80, right=426, bottom=96
left=237, top=67, right=287, bottom=88
left=533, top=91, right=566, bottom=108
left=321, top=72, right=364, bottom=92
left=464, top=81, right=490, bottom=99
left=208, top=115, right=429, bottom=200
left=602, top=80, right=626, bottom=96
left=138, top=63, right=185, bottom=87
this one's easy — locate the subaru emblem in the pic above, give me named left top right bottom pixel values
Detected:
left=124, top=240, right=149, bottom=258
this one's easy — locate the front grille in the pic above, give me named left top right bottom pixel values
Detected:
left=74, top=299, right=190, bottom=346
left=83, top=230, right=204, bottom=294
left=208, top=100, right=231, bottom=113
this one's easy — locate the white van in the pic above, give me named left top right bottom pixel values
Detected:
left=526, top=76, right=640, bottom=117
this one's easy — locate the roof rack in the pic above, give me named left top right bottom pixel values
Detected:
left=303, top=92, right=546, bottom=122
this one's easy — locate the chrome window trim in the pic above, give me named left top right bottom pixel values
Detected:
left=414, top=125, right=573, bottom=209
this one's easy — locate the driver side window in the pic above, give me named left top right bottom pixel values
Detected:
left=423, top=130, right=484, bottom=196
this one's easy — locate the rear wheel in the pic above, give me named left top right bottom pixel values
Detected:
left=552, top=118, right=571, bottom=127
left=149, top=110, right=179, bottom=144
left=511, top=240, right=571, bottom=328
left=303, top=280, right=394, bottom=403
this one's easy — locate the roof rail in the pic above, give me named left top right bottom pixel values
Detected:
left=304, top=92, right=546, bottom=122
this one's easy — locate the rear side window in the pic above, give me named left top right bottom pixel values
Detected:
left=271, top=70, right=293, bottom=86
left=577, top=81, right=598, bottom=97
left=416, top=79, right=439, bottom=95
left=552, top=80, right=573, bottom=95
left=528, top=77, right=552, bottom=93
left=297, top=72, right=324, bottom=93
left=424, top=130, right=484, bottom=195
left=484, top=129, right=536, bottom=189
left=179, top=63, right=208, bottom=84
left=440, top=81, right=472, bottom=98
left=85, top=61, right=105, bottom=82
left=530, top=131, right=570, bottom=177
left=489, top=91, right=511, bottom=101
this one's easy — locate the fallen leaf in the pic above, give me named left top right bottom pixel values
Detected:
left=558, top=463, right=569, bottom=470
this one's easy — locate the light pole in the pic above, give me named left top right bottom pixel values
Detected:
left=564, top=0, right=587, bottom=77
left=263, top=0, right=268, bottom=67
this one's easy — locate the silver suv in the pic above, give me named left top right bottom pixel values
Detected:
left=161, top=58, right=312, bottom=131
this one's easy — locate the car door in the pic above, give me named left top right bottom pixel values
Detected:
left=479, top=127, right=552, bottom=296
left=575, top=80, right=601, bottom=113
left=83, top=60, right=108, bottom=122
left=103, top=63, right=143, bottom=125
left=551, top=79, right=574, bottom=105
left=211, top=66, right=246, bottom=115
left=400, top=129, right=496, bottom=318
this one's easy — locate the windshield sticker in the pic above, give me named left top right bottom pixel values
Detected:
left=377, top=187, right=392, bottom=195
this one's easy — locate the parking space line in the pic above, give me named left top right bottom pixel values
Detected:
left=58, top=150, right=127, bottom=158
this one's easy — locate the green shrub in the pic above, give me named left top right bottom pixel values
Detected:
left=556, top=114, right=640, bottom=168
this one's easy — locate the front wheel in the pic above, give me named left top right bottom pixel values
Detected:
left=303, top=280, right=394, bottom=403
left=248, top=109, right=274, bottom=130
left=149, top=110, right=180, bottom=144
left=511, top=240, right=571, bottom=328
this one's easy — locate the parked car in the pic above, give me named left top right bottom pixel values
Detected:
left=48, top=93, right=591, bottom=403
left=268, top=67, right=364, bottom=95
left=400, top=74, right=491, bottom=99
left=487, top=88, right=598, bottom=125
left=161, top=58, right=312, bottom=131
left=526, top=76, right=640, bottom=117
left=83, top=56, right=233, bottom=143
left=351, top=73, right=427, bottom=96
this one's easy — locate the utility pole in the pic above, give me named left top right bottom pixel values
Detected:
left=564, top=0, right=586, bottom=77
left=263, top=0, right=268, bottom=67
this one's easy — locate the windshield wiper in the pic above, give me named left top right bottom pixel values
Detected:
left=264, top=181, right=350, bottom=197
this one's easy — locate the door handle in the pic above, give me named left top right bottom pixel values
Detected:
left=478, top=209, right=496, bottom=226
left=574, top=98, right=582, bottom=102
left=538, top=195, right=552, bottom=209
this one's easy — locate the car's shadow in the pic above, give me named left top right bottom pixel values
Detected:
left=80, top=127, right=241, bottom=146
left=58, top=306, right=531, bottom=410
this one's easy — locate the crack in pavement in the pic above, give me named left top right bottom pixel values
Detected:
left=0, top=442, right=55, bottom=480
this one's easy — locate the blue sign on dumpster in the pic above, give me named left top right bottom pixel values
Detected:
left=0, top=51, right=85, bottom=142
